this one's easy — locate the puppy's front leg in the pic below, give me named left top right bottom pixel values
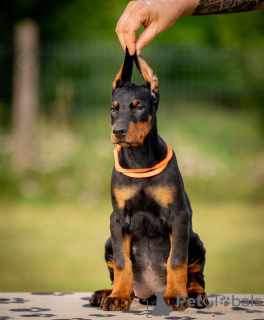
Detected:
left=164, top=210, right=189, bottom=311
left=101, top=211, right=134, bottom=311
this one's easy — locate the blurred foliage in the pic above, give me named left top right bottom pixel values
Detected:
left=5, top=0, right=262, bottom=48
left=2, top=0, right=263, bottom=46
left=0, top=0, right=264, bottom=127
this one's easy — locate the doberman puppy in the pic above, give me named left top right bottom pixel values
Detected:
left=90, top=49, right=208, bottom=312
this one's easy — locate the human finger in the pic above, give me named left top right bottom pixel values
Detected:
left=135, top=23, right=159, bottom=55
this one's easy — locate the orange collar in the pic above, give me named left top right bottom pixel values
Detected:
left=113, top=143, right=173, bottom=178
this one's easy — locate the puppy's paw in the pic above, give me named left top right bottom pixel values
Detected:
left=101, top=293, right=133, bottom=311
left=164, top=295, right=188, bottom=311
left=90, top=289, right=112, bottom=307
left=188, top=292, right=209, bottom=308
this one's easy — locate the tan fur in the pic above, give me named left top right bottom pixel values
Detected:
left=187, top=281, right=204, bottom=294
left=112, top=62, right=124, bottom=89
left=108, top=236, right=133, bottom=310
left=187, top=264, right=204, bottom=294
left=113, top=186, right=139, bottom=209
left=188, top=264, right=201, bottom=273
left=111, top=115, right=152, bottom=146
left=164, top=234, right=187, bottom=299
left=137, top=56, right=159, bottom=94
left=146, top=186, right=177, bottom=209
left=132, top=100, right=139, bottom=107
left=107, top=260, right=114, bottom=269
left=113, top=101, right=119, bottom=108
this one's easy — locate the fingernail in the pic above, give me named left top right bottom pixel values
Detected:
left=136, top=49, right=141, bottom=56
left=128, top=48, right=135, bottom=56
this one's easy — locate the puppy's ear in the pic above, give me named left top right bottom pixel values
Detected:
left=134, top=55, right=159, bottom=101
left=113, top=48, right=133, bottom=90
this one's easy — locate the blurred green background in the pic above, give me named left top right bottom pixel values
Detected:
left=0, top=1, right=263, bottom=294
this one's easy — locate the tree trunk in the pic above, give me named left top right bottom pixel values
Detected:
left=12, top=19, right=39, bottom=173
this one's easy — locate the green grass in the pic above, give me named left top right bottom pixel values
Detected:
left=193, top=201, right=264, bottom=294
left=0, top=104, right=263, bottom=293
left=0, top=202, right=111, bottom=292
left=0, top=201, right=263, bottom=293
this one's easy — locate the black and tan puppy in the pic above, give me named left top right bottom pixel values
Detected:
left=90, top=50, right=208, bottom=312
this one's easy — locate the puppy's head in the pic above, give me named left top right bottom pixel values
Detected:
left=111, top=49, right=159, bottom=147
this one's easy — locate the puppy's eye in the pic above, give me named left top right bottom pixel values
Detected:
left=111, top=106, right=118, bottom=113
left=136, top=105, right=144, bottom=111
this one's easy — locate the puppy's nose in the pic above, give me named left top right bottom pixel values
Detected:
left=113, top=125, right=128, bottom=139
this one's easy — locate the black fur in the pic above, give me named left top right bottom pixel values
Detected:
left=90, top=50, right=208, bottom=312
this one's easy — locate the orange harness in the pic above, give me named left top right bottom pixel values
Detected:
left=113, top=143, right=173, bottom=178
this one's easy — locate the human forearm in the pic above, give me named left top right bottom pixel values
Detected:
left=116, top=0, right=264, bottom=55
left=192, top=0, right=264, bottom=15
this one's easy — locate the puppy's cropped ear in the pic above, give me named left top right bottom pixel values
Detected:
left=113, top=48, right=133, bottom=90
left=134, top=55, right=159, bottom=101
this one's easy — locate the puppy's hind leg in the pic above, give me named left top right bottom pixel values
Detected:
left=187, top=255, right=209, bottom=308
left=90, top=237, right=113, bottom=307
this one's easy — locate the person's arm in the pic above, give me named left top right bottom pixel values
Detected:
left=116, top=0, right=264, bottom=55
left=194, top=0, right=264, bottom=15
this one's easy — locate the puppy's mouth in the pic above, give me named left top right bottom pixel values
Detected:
left=111, top=118, right=152, bottom=147
left=118, top=141, right=131, bottom=147
left=111, top=134, right=132, bottom=146
left=111, top=132, right=143, bottom=147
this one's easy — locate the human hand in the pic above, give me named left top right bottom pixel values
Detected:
left=116, top=0, right=197, bottom=56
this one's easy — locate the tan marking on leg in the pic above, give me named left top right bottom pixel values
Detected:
left=106, top=236, right=133, bottom=310
left=146, top=186, right=177, bottom=209
left=188, top=264, right=201, bottom=274
left=187, top=282, right=204, bottom=294
left=111, top=237, right=133, bottom=296
left=113, top=186, right=139, bottom=209
left=164, top=234, right=187, bottom=298
left=107, top=260, right=114, bottom=269
left=187, top=264, right=204, bottom=294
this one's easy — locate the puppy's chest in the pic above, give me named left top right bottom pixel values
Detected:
left=112, top=184, right=177, bottom=212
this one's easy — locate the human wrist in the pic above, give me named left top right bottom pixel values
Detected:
left=178, top=0, right=200, bottom=15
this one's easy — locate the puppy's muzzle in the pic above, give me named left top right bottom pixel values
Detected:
left=113, top=124, right=128, bottom=140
